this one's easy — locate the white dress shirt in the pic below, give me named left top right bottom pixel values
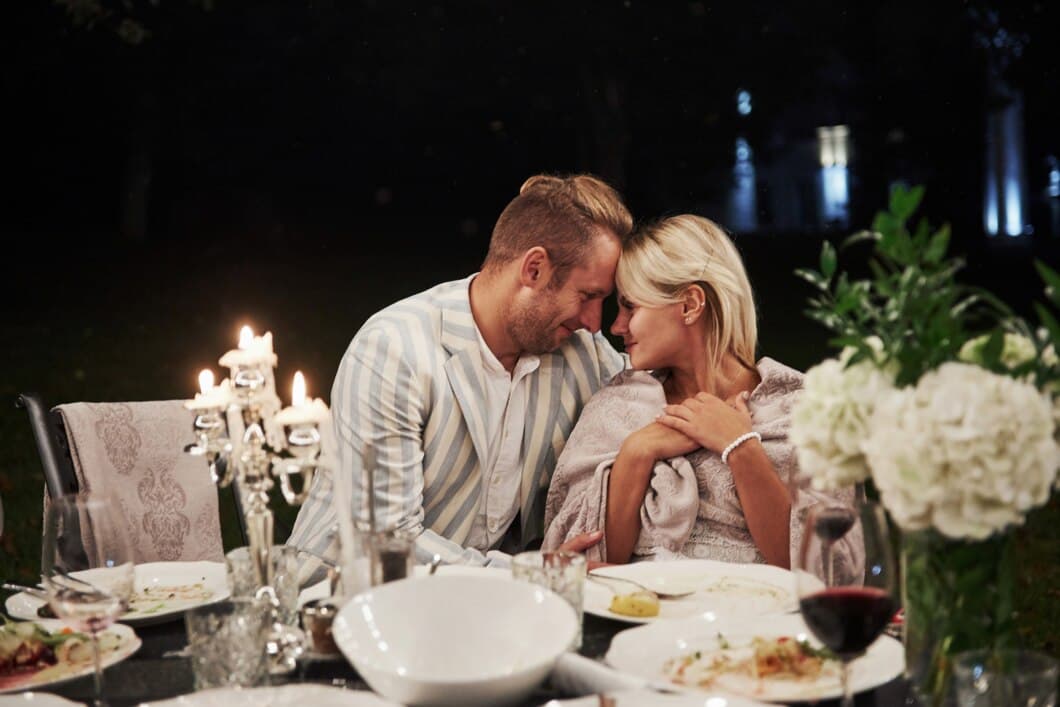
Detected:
left=466, top=326, right=539, bottom=552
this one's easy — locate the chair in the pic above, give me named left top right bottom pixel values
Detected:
left=16, top=393, right=246, bottom=564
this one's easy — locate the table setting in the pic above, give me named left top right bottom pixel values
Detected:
left=5, top=247, right=1059, bottom=707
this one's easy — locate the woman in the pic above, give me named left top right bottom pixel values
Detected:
left=543, top=215, right=857, bottom=572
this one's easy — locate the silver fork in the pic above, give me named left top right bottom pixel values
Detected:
left=587, top=573, right=696, bottom=599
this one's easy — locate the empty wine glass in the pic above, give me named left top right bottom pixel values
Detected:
left=795, top=500, right=898, bottom=707
left=42, top=494, right=134, bottom=706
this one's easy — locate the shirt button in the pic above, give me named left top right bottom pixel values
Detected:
left=488, top=519, right=499, bottom=533
left=492, top=475, right=502, bottom=486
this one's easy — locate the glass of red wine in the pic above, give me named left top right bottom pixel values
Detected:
left=795, top=499, right=897, bottom=707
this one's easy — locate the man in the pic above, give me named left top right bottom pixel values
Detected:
left=288, top=174, right=632, bottom=567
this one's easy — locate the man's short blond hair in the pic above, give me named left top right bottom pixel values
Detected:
left=482, top=174, right=633, bottom=282
left=617, top=214, right=758, bottom=372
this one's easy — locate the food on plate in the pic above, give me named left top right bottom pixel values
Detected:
left=0, top=618, right=89, bottom=681
left=127, top=582, right=214, bottom=614
left=608, top=590, right=660, bottom=617
left=664, top=634, right=838, bottom=689
left=34, top=580, right=215, bottom=619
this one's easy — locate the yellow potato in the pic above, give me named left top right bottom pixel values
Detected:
left=609, top=590, right=660, bottom=617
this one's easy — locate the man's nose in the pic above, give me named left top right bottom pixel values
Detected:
left=580, top=300, right=603, bottom=333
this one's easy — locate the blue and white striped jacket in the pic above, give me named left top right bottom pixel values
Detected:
left=287, top=276, right=625, bottom=566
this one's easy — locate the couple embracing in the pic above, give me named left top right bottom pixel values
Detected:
left=288, top=173, right=856, bottom=576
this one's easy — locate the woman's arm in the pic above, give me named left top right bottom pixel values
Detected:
left=656, top=391, right=792, bottom=569
left=723, top=441, right=792, bottom=568
left=605, top=423, right=699, bottom=564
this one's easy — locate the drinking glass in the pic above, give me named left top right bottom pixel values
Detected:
left=42, top=493, right=135, bottom=707
left=511, top=550, right=586, bottom=650
left=953, top=649, right=1058, bottom=707
left=794, top=500, right=898, bottom=707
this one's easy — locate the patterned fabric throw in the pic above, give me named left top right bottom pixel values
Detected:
left=55, top=401, right=224, bottom=563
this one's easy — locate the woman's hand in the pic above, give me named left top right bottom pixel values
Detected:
left=623, top=420, right=700, bottom=462
left=657, top=391, right=753, bottom=455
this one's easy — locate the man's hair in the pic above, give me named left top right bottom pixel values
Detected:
left=617, top=214, right=758, bottom=373
left=481, top=174, right=633, bottom=283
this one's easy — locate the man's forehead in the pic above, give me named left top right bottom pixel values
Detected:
left=571, top=236, right=620, bottom=294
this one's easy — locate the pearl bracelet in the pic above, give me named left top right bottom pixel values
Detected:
left=721, top=431, right=762, bottom=465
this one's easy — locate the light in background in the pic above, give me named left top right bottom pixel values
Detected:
left=817, top=125, right=850, bottom=228
left=727, top=137, right=758, bottom=232
left=984, top=92, right=1030, bottom=237
left=736, top=89, right=752, bottom=116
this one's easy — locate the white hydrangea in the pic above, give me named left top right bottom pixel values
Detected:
left=790, top=342, right=896, bottom=490
left=863, top=362, right=1060, bottom=539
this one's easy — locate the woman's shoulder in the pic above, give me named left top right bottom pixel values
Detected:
left=585, top=369, right=666, bottom=408
left=754, top=357, right=804, bottom=399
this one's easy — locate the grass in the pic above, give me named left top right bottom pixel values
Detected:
left=1, top=229, right=1056, bottom=658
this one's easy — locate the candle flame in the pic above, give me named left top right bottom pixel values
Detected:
left=239, top=325, right=254, bottom=349
left=198, top=369, right=215, bottom=395
left=292, top=371, right=307, bottom=406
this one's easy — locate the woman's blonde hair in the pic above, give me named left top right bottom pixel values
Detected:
left=616, top=214, right=758, bottom=372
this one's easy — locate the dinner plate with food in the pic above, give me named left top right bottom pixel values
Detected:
left=5, top=561, right=228, bottom=627
left=584, top=559, right=795, bottom=624
left=0, top=617, right=141, bottom=694
left=606, top=613, right=904, bottom=702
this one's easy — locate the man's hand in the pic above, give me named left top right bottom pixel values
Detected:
left=557, top=529, right=603, bottom=554
left=556, top=530, right=614, bottom=572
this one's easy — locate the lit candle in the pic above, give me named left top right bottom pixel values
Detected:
left=275, top=371, right=329, bottom=426
left=185, top=369, right=233, bottom=411
left=220, top=325, right=278, bottom=368
left=199, top=369, right=215, bottom=395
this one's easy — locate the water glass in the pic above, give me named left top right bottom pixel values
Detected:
left=363, top=525, right=416, bottom=585
left=511, top=550, right=585, bottom=649
left=225, top=545, right=300, bottom=626
left=185, top=598, right=270, bottom=690
left=953, top=649, right=1058, bottom=707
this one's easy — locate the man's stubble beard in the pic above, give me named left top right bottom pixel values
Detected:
left=506, top=296, right=562, bottom=356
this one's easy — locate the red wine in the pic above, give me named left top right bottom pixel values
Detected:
left=799, top=587, right=895, bottom=658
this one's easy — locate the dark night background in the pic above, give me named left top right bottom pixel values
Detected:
left=2, top=0, right=1059, bottom=644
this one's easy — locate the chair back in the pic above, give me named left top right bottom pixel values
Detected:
left=49, top=400, right=225, bottom=563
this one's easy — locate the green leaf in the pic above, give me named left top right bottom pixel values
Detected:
left=794, top=268, right=827, bottom=289
left=924, top=224, right=951, bottom=265
left=889, top=183, right=925, bottom=222
left=1035, top=260, right=1060, bottom=306
left=819, top=241, right=837, bottom=280
left=1034, top=303, right=1060, bottom=347
left=841, top=229, right=879, bottom=249
left=980, top=329, right=1005, bottom=369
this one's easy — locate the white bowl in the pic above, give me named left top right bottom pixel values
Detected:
left=332, top=575, right=578, bottom=706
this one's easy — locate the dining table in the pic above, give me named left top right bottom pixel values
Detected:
left=30, top=609, right=920, bottom=707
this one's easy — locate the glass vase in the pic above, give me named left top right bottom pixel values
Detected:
left=902, top=528, right=1017, bottom=707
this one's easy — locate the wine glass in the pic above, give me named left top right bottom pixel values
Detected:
left=795, top=500, right=898, bottom=707
left=42, top=494, right=134, bottom=706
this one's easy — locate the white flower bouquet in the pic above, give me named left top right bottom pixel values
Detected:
left=788, top=185, right=1060, bottom=707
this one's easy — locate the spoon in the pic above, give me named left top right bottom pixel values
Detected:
left=587, top=573, right=696, bottom=600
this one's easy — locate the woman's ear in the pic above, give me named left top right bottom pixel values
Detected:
left=519, top=246, right=553, bottom=289
left=682, top=284, right=707, bottom=324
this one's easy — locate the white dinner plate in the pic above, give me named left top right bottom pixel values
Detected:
left=585, top=559, right=795, bottom=624
left=5, top=561, right=228, bottom=627
left=606, top=613, right=904, bottom=703
left=0, top=620, right=141, bottom=694
left=0, top=692, right=85, bottom=705
left=139, top=684, right=401, bottom=706
left=544, top=688, right=770, bottom=707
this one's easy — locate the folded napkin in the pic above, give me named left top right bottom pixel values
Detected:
left=548, top=653, right=648, bottom=696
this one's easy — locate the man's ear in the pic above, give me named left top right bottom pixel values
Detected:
left=519, top=247, right=553, bottom=289
left=682, top=284, right=707, bottom=324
